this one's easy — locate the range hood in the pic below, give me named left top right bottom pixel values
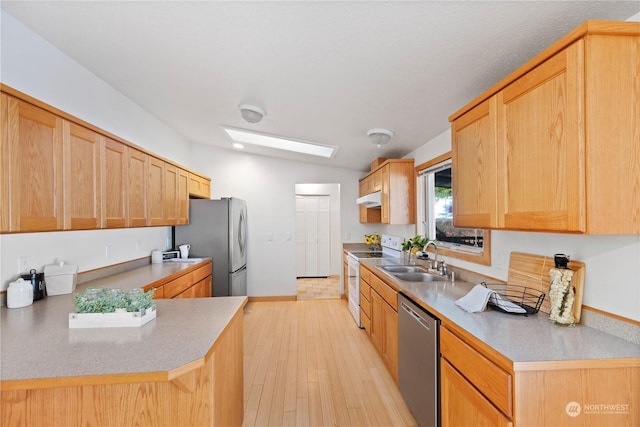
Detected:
left=356, top=191, right=382, bottom=208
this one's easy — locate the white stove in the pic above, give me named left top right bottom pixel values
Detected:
left=347, top=235, right=403, bottom=327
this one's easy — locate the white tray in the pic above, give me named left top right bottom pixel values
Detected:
left=68, top=306, right=156, bottom=328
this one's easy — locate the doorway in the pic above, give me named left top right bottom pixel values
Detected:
left=294, top=184, right=342, bottom=300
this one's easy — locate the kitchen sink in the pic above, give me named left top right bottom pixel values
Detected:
left=392, top=272, right=447, bottom=282
left=381, top=265, right=428, bottom=273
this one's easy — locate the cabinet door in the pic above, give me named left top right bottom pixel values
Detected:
left=6, top=96, right=64, bottom=232
left=188, top=173, right=210, bottom=199
left=370, top=289, right=384, bottom=355
left=164, top=163, right=179, bottom=225
left=585, top=34, right=640, bottom=233
left=441, top=360, right=512, bottom=427
left=452, top=97, right=499, bottom=228
left=381, top=300, right=398, bottom=382
left=381, top=165, right=390, bottom=224
left=0, top=94, right=9, bottom=232
left=148, top=156, right=165, bottom=226
left=102, top=137, right=128, bottom=228
left=177, top=168, right=189, bottom=225
left=128, top=148, right=148, bottom=227
left=192, top=276, right=212, bottom=298
left=63, top=122, right=102, bottom=230
left=497, top=41, right=585, bottom=232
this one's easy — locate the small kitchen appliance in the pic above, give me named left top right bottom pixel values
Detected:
left=21, top=269, right=46, bottom=301
left=43, top=262, right=78, bottom=296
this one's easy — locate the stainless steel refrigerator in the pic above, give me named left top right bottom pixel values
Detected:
left=174, top=198, right=247, bottom=296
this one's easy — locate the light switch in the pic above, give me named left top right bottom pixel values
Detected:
left=267, top=233, right=273, bottom=241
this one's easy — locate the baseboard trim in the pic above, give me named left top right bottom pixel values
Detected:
left=248, top=295, right=297, bottom=302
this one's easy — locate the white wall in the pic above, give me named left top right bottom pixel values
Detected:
left=0, top=11, right=187, bottom=289
left=189, top=144, right=373, bottom=297
left=403, top=129, right=640, bottom=322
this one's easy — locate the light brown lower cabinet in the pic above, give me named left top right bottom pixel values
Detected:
left=362, top=265, right=398, bottom=382
left=441, top=359, right=513, bottom=427
left=149, top=261, right=212, bottom=299
left=440, top=324, right=640, bottom=426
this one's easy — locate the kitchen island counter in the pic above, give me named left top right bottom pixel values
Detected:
left=0, top=262, right=247, bottom=427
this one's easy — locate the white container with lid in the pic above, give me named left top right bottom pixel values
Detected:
left=44, top=262, right=78, bottom=295
left=7, top=278, right=34, bottom=308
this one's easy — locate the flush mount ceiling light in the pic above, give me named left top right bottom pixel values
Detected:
left=221, top=126, right=338, bottom=158
left=238, top=104, right=266, bottom=123
left=367, top=128, right=395, bottom=147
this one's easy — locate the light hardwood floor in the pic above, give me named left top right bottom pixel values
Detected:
left=296, top=276, right=341, bottom=300
left=243, top=299, right=418, bottom=427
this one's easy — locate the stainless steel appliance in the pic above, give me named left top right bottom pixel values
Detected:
left=398, top=293, right=440, bottom=427
left=174, top=198, right=247, bottom=296
left=346, top=235, right=403, bottom=327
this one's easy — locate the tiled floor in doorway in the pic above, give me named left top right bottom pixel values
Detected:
left=296, top=275, right=341, bottom=300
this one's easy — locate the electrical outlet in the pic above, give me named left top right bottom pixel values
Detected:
left=18, top=256, right=31, bottom=275
left=105, top=245, right=112, bottom=259
left=267, top=232, right=273, bottom=241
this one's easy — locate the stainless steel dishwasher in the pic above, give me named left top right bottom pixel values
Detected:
left=398, top=293, right=440, bottom=427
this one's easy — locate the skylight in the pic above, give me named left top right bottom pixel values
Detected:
left=221, top=126, right=338, bottom=158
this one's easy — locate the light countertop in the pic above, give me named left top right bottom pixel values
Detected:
left=357, top=256, right=639, bottom=367
left=0, top=260, right=247, bottom=385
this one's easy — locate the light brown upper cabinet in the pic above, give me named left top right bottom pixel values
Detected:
left=102, top=137, right=128, bottom=228
left=450, top=21, right=640, bottom=234
left=63, top=121, right=102, bottom=230
left=177, top=168, right=189, bottom=224
left=3, top=95, right=64, bottom=232
left=359, top=159, right=415, bottom=225
left=163, top=163, right=179, bottom=225
left=1, top=94, right=9, bottom=233
left=148, top=156, right=165, bottom=226
left=1, top=85, right=210, bottom=234
left=451, top=97, right=498, bottom=229
left=127, top=147, right=148, bottom=227
left=188, top=173, right=211, bottom=199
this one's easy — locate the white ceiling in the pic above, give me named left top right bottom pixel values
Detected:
left=2, top=1, right=639, bottom=172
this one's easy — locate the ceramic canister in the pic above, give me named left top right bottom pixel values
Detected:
left=7, top=278, right=34, bottom=308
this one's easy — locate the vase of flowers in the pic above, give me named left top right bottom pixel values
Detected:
left=364, top=233, right=381, bottom=251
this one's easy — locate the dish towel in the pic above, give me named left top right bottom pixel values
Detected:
left=455, top=284, right=495, bottom=312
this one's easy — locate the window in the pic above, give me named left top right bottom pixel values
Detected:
left=416, top=153, right=491, bottom=265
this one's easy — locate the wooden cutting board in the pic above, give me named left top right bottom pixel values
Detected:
left=507, top=252, right=585, bottom=322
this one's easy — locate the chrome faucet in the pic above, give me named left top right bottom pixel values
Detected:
left=423, top=241, right=439, bottom=270
left=424, top=241, right=448, bottom=276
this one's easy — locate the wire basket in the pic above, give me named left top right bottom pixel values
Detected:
left=480, top=282, right=545, bottom=315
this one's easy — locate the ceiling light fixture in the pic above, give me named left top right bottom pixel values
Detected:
left=232, top=143, right=245, bottom=150
left=367, top=128, right=394, bottom=147
left=221, top=126, right=338, bottom=158
left=238, top=104, right=266, bottom=123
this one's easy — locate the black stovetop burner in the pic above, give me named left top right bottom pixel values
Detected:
left=350, top=251, right=385, bottom=258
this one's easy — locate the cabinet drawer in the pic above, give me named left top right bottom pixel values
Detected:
left=360, top=293, right=371, bottom=316
left=360, top=281, right=371, bottom=302
left=360, top=265, right=371, bottom=284
left=163, top=273, right=194, bottom=298
left=440, top=327, right=512, bottom=417
left=193, top=262, right=212, bottom=283
left=370, top=274, right=398, bottom=311
left=360, top=309, right=371, bottom=332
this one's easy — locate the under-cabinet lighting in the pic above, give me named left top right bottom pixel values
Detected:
left=221, top=126, right=338, bottom=158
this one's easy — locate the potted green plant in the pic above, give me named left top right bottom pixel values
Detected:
left=401, top=235, right=430, bottom=264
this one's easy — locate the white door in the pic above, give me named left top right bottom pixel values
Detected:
left=295, top=195, right=330, bottom=277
